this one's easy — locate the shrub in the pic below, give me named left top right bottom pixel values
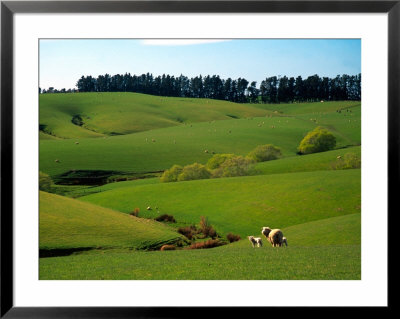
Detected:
left=39, top=171, right=53, bottom=191
left=160, top=245, right=176, bottom=251
left=186, top=239, right=225, bottom=250
left=178, top=226, right=198, bottom=240
left=212, top=156, right=255, bottom=178
left=298, top=126, right=336, bottom=154
left=130, top=207, right=140, bottom=217
left=155, top=214, right=176, bottom=223
left=247, top=144, right=282, bottom=162
left=199, top=216, right=217, bottom=239
left=331, top=153, right=361, bottom=170
left=160, top=165, right=183, bottom=183
left=206, top=153, right=235, bottom=169
left=226, top=233, right=241, bottom=243
left=177, top=163, right=211, bottom=181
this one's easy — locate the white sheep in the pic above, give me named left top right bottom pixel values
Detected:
left=254, top=237, right=263, bottom=247
left=248, top=236, right=263, bottom=248
left=261, top=227, right=284, bottom=247
left=282, top=237, right=288, bottom=247
left=248, top=236, right=256, bottom=247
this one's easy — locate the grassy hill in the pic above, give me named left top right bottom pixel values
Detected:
left=39, top=191, right=183, bottom=251
left=79, top=169, right=361, bottom=238
left=39, top=92, right=273, bottom=139
left=39, top=103, right=360, bottom=178
left=39, top=93, right=361, bottom=280
left=39, top=213, right=360, bottom=280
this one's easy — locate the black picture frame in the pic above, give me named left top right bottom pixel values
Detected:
left=1, top=0, right=396, bottom=317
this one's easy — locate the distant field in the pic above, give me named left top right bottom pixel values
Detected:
left=39, top=107, right=360, bottom=178
left=39, top=92, right=272, bottom=139
left=79, top=169, right=361, bottom=238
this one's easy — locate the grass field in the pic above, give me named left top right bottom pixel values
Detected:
left=39, top=213, right=360, bottom=280
left=39, top=92, right=272, bottom=139
left=39, top=96, right=360, bottom=177
left=79, top=169, right=361, bottom=237
left=39, top=93, right=361, bottom=280
left=39, top=191, right=183, bottom=251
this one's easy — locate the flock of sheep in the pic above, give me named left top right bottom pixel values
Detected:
left=248, top=227, right=288, bottom=248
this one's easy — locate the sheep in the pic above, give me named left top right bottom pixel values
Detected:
left=146, top=206, right=152, bottom=210
left=248, top=236, right=263, bottom=248
left=261, top=227, right=284, bottom=247
left=248, top=236, right=257, bottom=247
left=75, top=141, right=79, bottom=144
left=55, top=159, right=60, bottom=163
left=337, top=155, right=342, bottom=159
left=254, top=237, right=263, bottom=247
left=152, top=139, right=156, bottom=142
left=282, top=237, right=288, bottom=247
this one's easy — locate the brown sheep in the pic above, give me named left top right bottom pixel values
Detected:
left=261, top=227, right=284, bottom=247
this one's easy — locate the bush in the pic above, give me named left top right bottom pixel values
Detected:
left=212, top=156, right=255, bottom=178
left=160, top=245, right=176, bottom=251
left=39, top=171, right=53, bottom=191
left=331, top=153, right=361, bottom=170
left=298, top=126, right=336, bottom=154
left=186, top=239, right=225, bottom=250
left=206, top=153, right=235, bottom=169
left=155, top=214, right=176, bottom=223
left=199, top=216, right=217, bottom=239
left=178, top=226, right=198, bottom=240
left=130, top=207, right=140, bottom=217
left=247, top=144, right=282, bottom=162
left=226, top=233, right=241, bottom=243
left=177, top=163, right=211, bottom=181
left=160, top=165, right=183, bottom=183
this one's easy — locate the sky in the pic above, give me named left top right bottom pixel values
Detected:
left=39, top=39, right=361, bottom=90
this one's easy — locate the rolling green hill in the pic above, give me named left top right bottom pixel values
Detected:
left=39, top=93, right=361, bottom=280
left=79, top=169, right=361, bottom=238
left=39, top=191, right=183, bottom=251
left=39, top=213, right=360, bottom=280
left=39, top=92, right=272, bottom=139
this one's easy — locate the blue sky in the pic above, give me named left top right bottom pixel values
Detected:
left=39, top=39, right=361, bottom=90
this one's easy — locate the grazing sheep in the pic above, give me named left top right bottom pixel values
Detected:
left=204, top=150, right=209, bottom=153
left=75, top=141, right=79, bottom=144
left=146, top=206, right=152, bottom=210
left=55, top=159, right=60, bottom=163
left=261, top=227, right=284, bottom=247
left=337, top=155, right=342, bottom=159
left=282, top=237, right=288, bottom=247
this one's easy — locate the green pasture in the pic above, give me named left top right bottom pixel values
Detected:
left=39, top=92, right=272, bottom=139
left=80, top=169, right=361, bottom=238
left=39, top=114, right=360, bottom=177
left=39, top=94, right=361, bottom=280
left=39, top=191, right=182, bottom=251
left=39, top=213, right=360, bottom=280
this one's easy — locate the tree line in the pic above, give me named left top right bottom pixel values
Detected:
left=41, top=72, right=361, bottom=103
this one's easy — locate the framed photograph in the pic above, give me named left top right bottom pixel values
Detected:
left=1, top=0, right=396, bottom=316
